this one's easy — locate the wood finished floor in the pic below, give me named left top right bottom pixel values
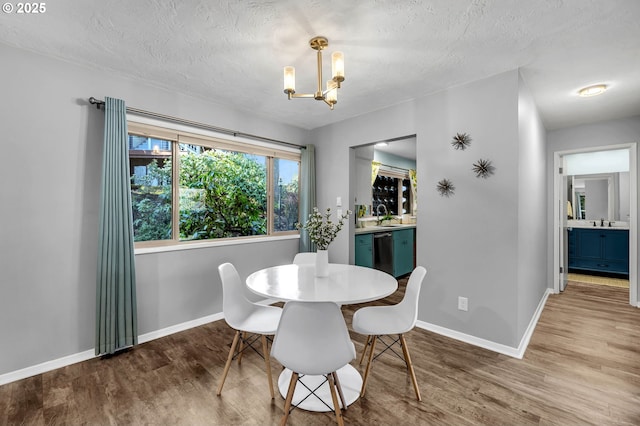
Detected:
left=1, top=280, right=639, bottom=425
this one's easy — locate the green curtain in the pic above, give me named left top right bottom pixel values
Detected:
left=371, top=161, right=381, bottom=185
left=95, top=97, right=138, bottom=356
left=299, top=144, right=317, bottom=252
left=409, top=169, right=418, bottom=214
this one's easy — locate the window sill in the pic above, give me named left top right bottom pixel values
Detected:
left=134, top=234, right=300, bottom=255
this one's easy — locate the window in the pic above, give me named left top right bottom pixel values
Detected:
left=128, top=122, right=300, bottom=245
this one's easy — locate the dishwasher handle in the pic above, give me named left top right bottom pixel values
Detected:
left=374, top=232, right=393, bottom=238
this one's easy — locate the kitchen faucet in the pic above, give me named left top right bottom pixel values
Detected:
left=376, top=204, right=388, bottom=225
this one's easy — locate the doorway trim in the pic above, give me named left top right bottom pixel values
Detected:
left=553, top=143, right=637, bottom=307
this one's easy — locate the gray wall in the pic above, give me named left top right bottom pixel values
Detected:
left=517, top=73, right=548, bottom=340
left=0, top=43, right=303, bottom=377
left=313, top=70, right=548, bottom=348
left=545, top=115, right=640, bottom=301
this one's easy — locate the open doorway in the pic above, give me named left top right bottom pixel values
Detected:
left=553, top=144, right=638, bottom=307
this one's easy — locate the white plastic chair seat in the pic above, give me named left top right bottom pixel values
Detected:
left=352, top=305, right=412, bottom=336
left=230, top=305, right=281, bottom=335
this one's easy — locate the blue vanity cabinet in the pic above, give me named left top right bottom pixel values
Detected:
left=393, top=228, right=414, bottom=277
left=568, top=228, right=629, bottom=275
left=355, top=233, right=374, bottom=268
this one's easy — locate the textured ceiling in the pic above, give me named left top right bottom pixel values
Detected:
left=1, top=0, right=639, bottom=130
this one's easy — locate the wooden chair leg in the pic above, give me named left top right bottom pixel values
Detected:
left=328, top=373, right=345, bottom=426
left=360, top=335, right=377, bottom=397
left=359, top=335, right=372, bottom=365
left=217, top=330, right=240, bottom=396
left=237, top=331, right=247, bottom=364
left=399, top=334, right=421, bottom=401
left=261, top=334, right=275, bottom=399
left=281, top=372, right=298, bottom=426
left=332, top=371, right=347, bottom=410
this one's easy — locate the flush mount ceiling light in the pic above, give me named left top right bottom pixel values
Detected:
left=283, top=36, right=344, bottom=110
left=578, top=84, right=607, bottom=97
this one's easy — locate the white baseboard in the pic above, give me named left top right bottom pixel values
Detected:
left=0, top=312, right=225, bottom=387
left=138, top=312, right=224, bottom=344
left=415, top=288, right=552, bottom=359
left=0, top=349, right=96, bottom=387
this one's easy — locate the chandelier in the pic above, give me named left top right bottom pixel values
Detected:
left=283, top=36, right=345, bottom=110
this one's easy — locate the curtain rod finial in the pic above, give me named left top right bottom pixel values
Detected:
left=89, top=97, right=103, bottom=109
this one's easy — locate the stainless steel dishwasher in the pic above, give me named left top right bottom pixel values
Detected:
left=373, top=232, right=393, bottom=275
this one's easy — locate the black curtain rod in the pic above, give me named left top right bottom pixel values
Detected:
left=88, top=97, right=303, bottom=150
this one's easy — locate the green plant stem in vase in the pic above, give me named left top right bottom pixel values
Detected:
left=298, top=207, right=352, bottom=250
left=298, top=207, right=351, bottom=277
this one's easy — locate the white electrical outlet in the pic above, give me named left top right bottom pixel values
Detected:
left=458, top=296, right=468, bottom=311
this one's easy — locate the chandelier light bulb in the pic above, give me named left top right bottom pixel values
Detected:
left=332, top=51, right=344, bottom=83
left=326, top=80, right=338, bottom=105
left=283, top=66, right=296, bottom=94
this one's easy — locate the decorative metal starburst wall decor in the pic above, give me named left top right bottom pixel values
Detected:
left=436, top=178, right=455, bottom=197
left=451, top=132, right=472, bottom=150
left=472, top=158, right=495, bottom=178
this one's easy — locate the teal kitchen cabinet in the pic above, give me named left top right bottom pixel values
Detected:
left=355, top=233, right=374, bottom=268
left=393, top=228, right=414, bottom=277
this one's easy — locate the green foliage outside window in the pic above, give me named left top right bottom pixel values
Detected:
left=131, top=148, right=271, bottom=242
left=179, top=149, right=267, bottom=239
left=131, top=159, right=172, bottom=241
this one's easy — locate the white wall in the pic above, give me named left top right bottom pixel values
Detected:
left=0, top=43, right=304, bottom=378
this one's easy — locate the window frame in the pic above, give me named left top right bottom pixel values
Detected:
left=127, top=121, right=301, bottom=249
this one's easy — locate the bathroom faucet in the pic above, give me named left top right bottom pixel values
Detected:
left=601, top=218, right=604, bottom=227
left=376, top=204, right=388, bottom=224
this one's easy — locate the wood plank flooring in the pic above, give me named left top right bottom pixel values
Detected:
left=1, top=280, right=639, bottom=425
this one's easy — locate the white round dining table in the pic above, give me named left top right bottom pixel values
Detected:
left=246, top=263, right=398, bottom=305
left=246, top=263, right=398, bottom=412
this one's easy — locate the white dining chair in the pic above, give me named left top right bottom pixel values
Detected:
left=351, top=266, right=427, bottom=401
left=216, top=262, right=283, bottom=399
left=271, top=301, right=356, bottom=426
left=292, top=252, right=316, bottom=265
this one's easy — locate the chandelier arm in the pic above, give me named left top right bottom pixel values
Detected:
left=315, top=49, right=323, bottom=100
left=289, top=93, right=316, bottom=99
left=322, top=98, right=335, bottom=110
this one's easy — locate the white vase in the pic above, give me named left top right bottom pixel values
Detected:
left=316, top=249, right=329, bottom=277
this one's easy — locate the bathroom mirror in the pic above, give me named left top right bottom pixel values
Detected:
left=570, top=172, right=630, bottom=222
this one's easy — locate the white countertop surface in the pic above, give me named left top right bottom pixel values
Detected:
left=355, top=223, right=416, bottom=234
left=567, top=220, right=629, bottom=230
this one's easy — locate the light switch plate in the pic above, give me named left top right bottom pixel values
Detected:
left=458, top=296, right=468, bottom=311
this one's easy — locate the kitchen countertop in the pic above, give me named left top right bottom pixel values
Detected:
left=355, top=224, right=416, bottom=234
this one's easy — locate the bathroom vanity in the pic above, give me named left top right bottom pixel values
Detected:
left=568, top=225, right=629, bottom=276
